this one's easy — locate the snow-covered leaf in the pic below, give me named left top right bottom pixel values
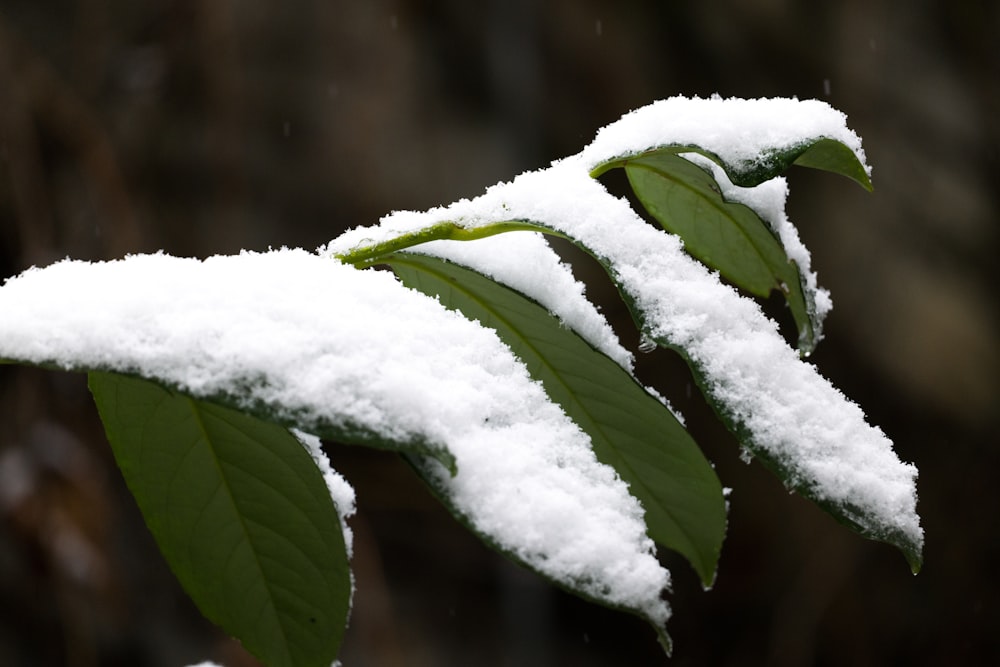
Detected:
left=0, top=95, right=922, bottom=662
left=89, top=371, right=351, bottom=667
left=386, top=251, right=726, bottom=587
left=582, top=96, right=872, bottom=192
left=0, top=251, right=457, bottom=471
left=605, top=149, right=823, bottom=351
left=591, top=134, right=868, bottom=353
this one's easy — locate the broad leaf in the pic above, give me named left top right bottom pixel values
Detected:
left=89, top=371, right=351, bottom=667
left=386, top=252, right=726, bottom=587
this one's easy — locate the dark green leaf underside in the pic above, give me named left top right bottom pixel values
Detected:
left=386, top=252, right=726, bottom=588
left=89, top=372, right=351, bottom=667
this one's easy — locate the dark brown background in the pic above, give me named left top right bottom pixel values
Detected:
left=1, top=1, right=997, bottom=665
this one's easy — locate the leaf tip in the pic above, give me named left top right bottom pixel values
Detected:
left=905, top=545, right=923, bottom=575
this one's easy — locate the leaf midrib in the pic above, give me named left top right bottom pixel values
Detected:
left=629, top=159, right=788, bottom=291
left=186, top=396, right=296, bottom=667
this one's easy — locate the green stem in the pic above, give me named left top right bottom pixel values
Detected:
left=334, top=220, right=563, bottom=267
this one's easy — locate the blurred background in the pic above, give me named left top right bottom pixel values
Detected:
left=0, top=1, right=996, bottom=665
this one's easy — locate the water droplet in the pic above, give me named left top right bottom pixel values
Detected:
left=638, top=336, right=657, bottom=353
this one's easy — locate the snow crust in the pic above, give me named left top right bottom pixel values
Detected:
left=326, top=96, right=921, bottom=551
left=0, top=249, right=670, bottom=625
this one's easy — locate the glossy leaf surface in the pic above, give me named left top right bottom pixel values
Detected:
left=90, top=372, right=351, bottom=667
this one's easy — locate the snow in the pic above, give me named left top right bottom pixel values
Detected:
left=579, top=95, right=870, bottom=181
left=294, top=430, right=357, bottom=557
left=325, top=96, right=921, bottom=552
left=0, top=248, right=670, bottom=626
left=681, top=152, right=833, bottom=328
left=324, top=230, right=634, bottom=372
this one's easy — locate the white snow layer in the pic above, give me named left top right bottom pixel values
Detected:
left=326, top=96, right=921, bottom=551
left=325, top=230, right=635, bottom=372
left=579, top=94, right=871, bottom=180
left=0, top=249, right=671, bottom=625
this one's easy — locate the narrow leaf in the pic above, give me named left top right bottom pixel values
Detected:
left=89, top=371, right=352, bottom=667
left=387, top=252, right=726, bottom=587
left=625, top=151, right=792, bottom=296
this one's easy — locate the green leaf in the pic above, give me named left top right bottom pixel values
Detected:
left=620, top=150, right=822, bottom=353
left=588, top=135, right=871, bottom=352
left=89, top=371, right=351, bottom=667
left=386, top=252, right=726, bottom=587
left=757, top=137, right=873, bottom=191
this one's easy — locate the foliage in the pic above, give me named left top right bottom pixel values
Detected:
left=0, top=98, right=921, bottom=666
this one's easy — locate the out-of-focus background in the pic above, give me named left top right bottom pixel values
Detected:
left=0, top=1, right=996, bottom=665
